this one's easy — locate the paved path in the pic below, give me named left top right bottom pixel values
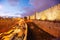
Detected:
left=27, top=22, right=56, bottom=40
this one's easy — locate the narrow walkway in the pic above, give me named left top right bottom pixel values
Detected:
left=27, top=22, right=56, bottom=40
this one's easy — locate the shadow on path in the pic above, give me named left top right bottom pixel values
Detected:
left=27, top=22, right=56, bottom=40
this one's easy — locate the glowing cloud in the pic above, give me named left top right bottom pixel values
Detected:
left=0, top=4, right=3, bottom=10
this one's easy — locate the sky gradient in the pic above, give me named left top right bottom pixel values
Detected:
left=0, top=0, right=60, bottom=17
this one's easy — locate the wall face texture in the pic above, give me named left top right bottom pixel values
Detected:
left=39, top=4, right=60, bottom=21
left=29, top=4, right=60, bottom=21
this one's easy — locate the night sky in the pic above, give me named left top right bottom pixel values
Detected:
left=0, top=0, right=60, bottom=17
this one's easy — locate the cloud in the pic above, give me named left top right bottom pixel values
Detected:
left=0, top=4, right=3, bottom=10
left=8, top=0, right=20, bottom=6
left=29, top=0, right=60, bottom=12
left=20, top=0, right=60, bottom=17
left=0, top=0, right=60, bottom=17
left=21, top=6, right=36, bottom=16
left=19, top=0, right=60, bottom=17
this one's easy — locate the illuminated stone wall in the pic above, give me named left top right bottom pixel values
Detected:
left=39, top=4, right=60, bottom=21
left=36, top=12, right=41, bottom=19
left=30, top=14, right=35, bottom=19
left=28, top=4, right=60, bottom=20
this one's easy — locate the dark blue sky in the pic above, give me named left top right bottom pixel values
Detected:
left=0, top=0, right=60, bottom=17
